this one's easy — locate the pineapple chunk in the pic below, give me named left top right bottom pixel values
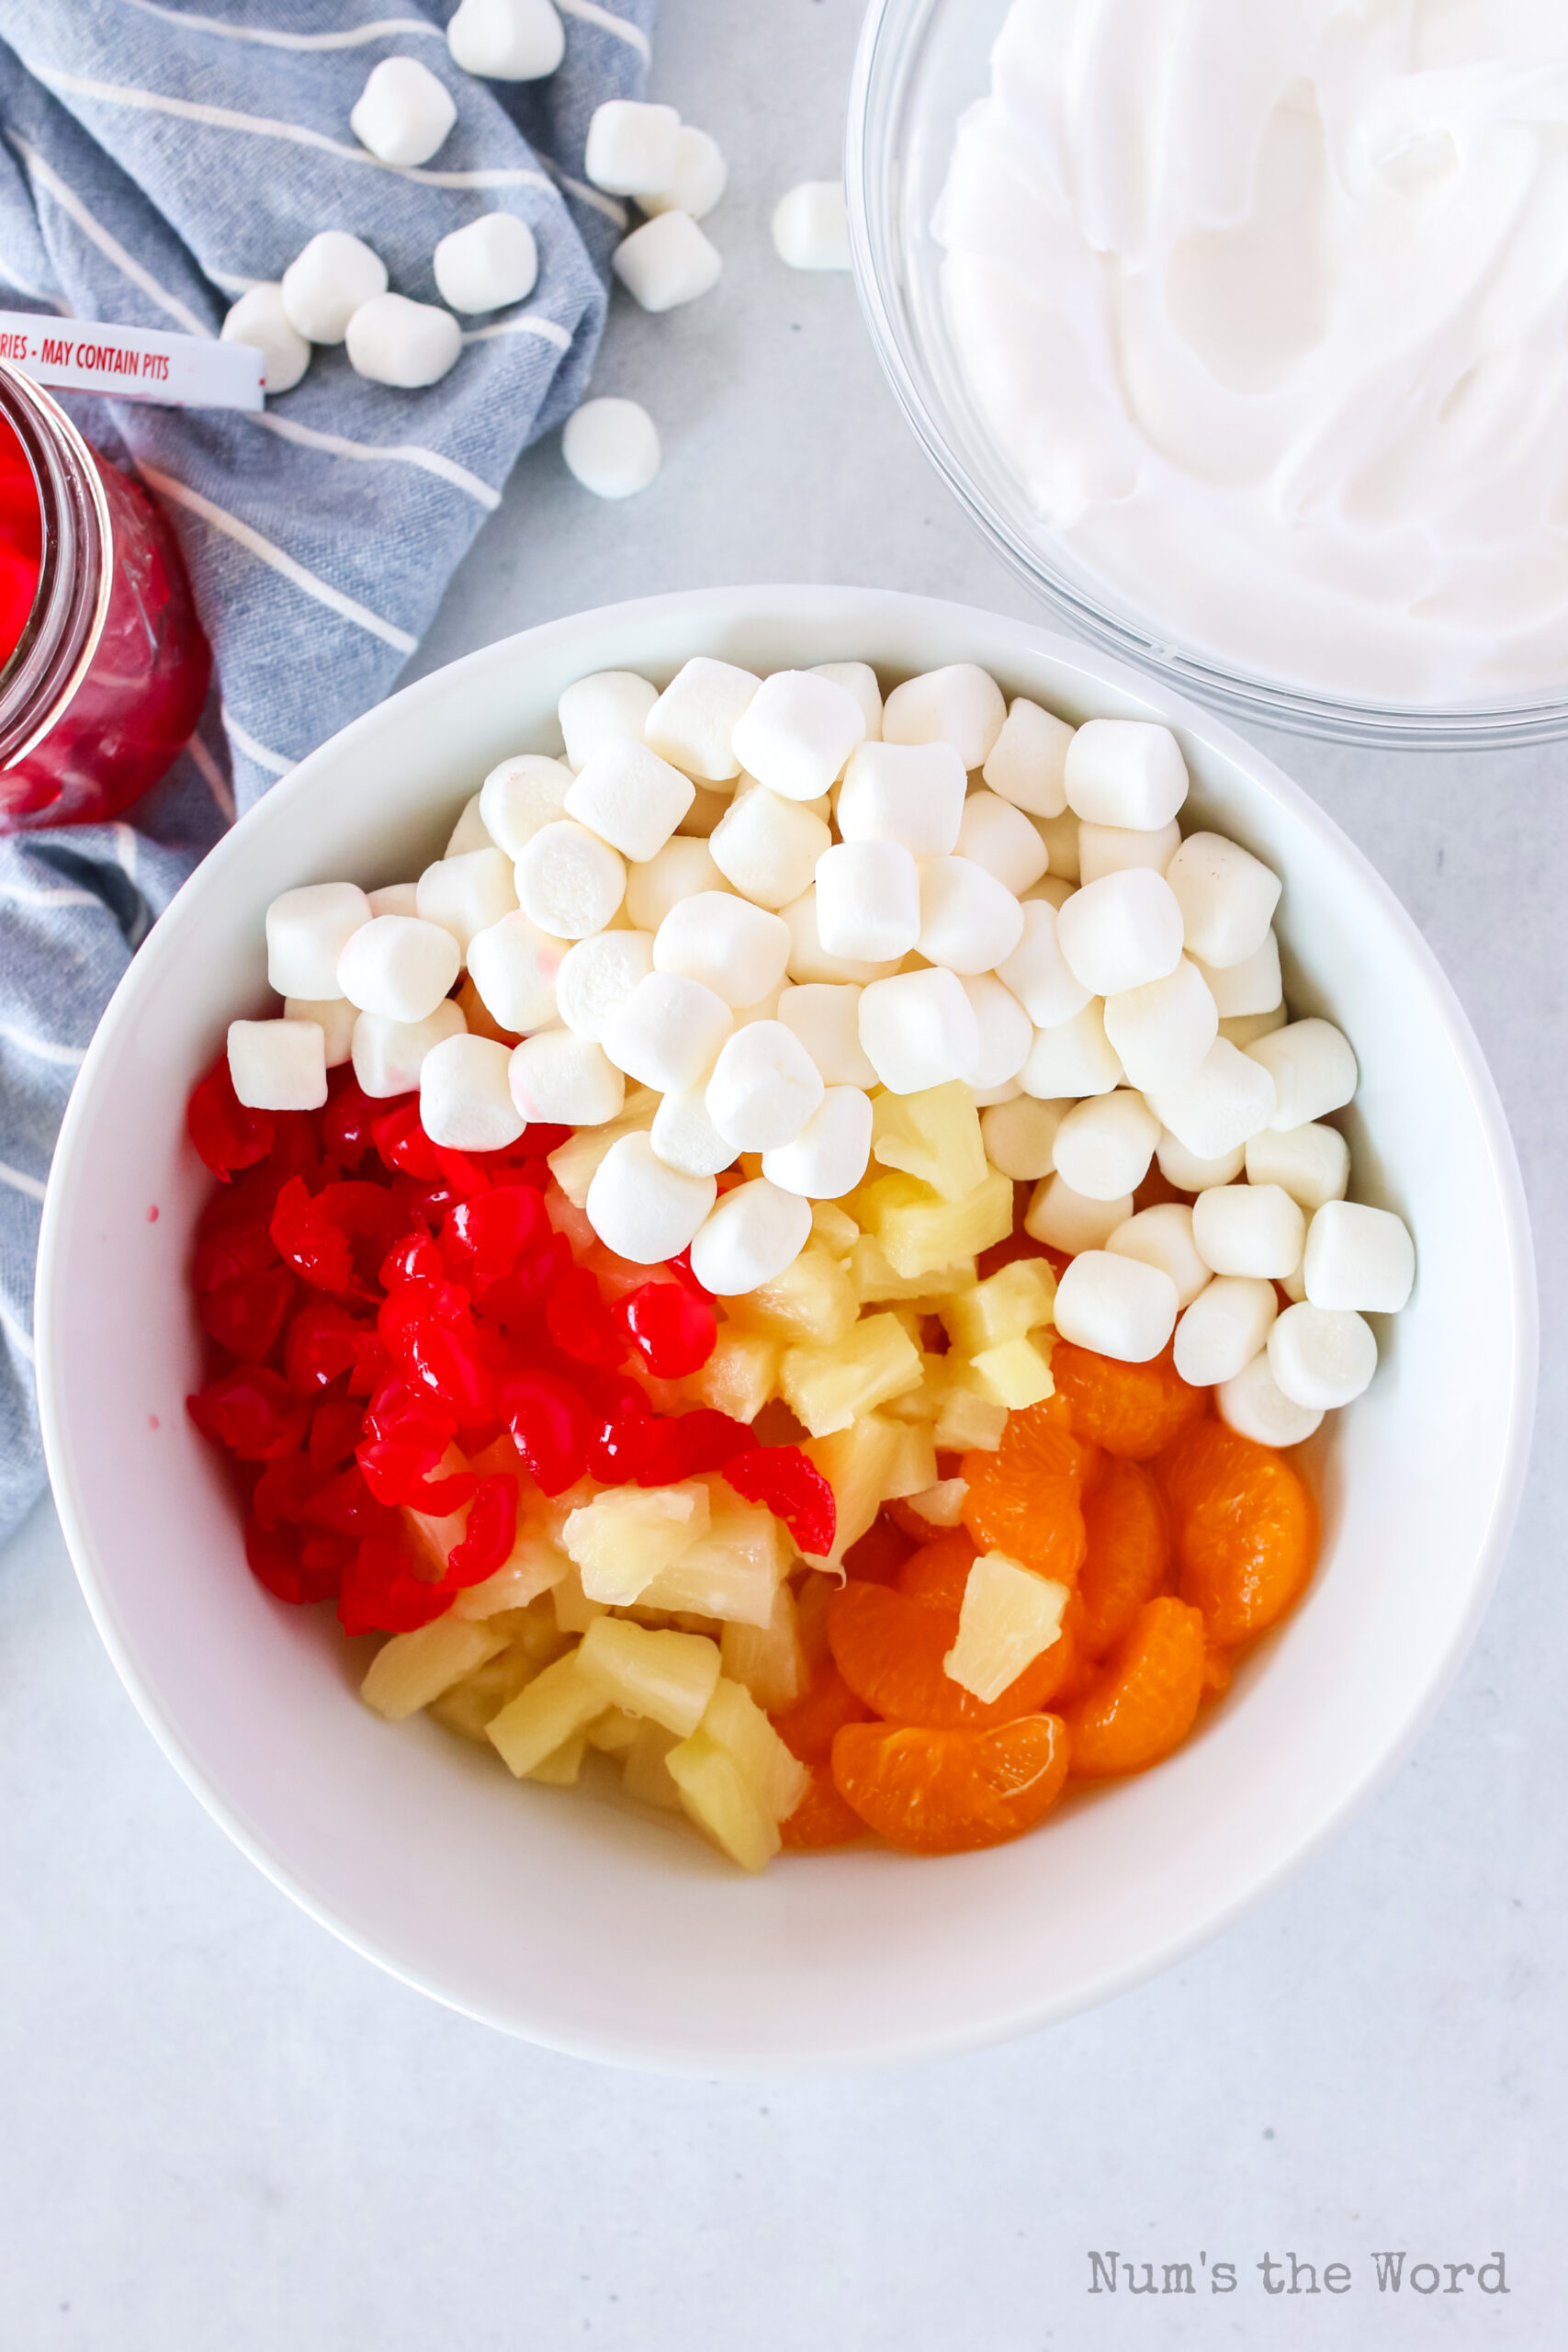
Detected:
left=849, top=1233, right=976, bottom=1305
left=486, top=1645, right=604, bottom=1777
left=682, top=1323, right=780, bottom=1423
left=552, top=1563, right=610, bottom=1634
left=529, top=1731, right=588, bottom=1786
left=871, top=1081, right=988, bottom=1201
left=576, top=1616, right=722, bottom=1736
left=780, top=1311, right=924, bottom=1436
left=564, top=1482, right=710, bottom=1606
left=940, top=1257, right=1057, bottom=1356
left=700, top=1678, right=809, bottom=1824
left=932, top=1382, right=1009, bottom=1453
left=637, top=1492, right=787, bottom=1625
left=810, top=1199, right=860, bottom=1258
left=452, top=1536, right=570, bottom=1620
left=883, top=1419, right=940, bottom=1500
left=726, top=1245, right=858, bottom=1346
left=546, top=1088, right=660, bottom=1205
left=856, top=1169, right=1014, bottom=1279
left=905, top=1476, right=969, bottom=1529
left=802, top=1412, right=907, bottom=1566
left=359, top=1615, right=508, bottom=1723
left=586, top=1707, right=641, bottom=1756
left=881, top=1359, right=944, bottom=1421
left=943, top=1552, right=1068, bottom=1703
left=620, top=1720, right=682, bottom=1809
left=665, top=1729, right=781, bottom=1871
left=968, top=1332, right=1056, bottom=1409
left=426, top=1643, right=542, bottom=1744
left=720, top=1584, right=807, bottom=1713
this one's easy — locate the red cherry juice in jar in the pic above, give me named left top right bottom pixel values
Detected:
left=0, top=357, right=211, bottom=831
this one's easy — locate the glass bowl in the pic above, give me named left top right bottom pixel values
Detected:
left=846, top=0, right=1568, bottom=750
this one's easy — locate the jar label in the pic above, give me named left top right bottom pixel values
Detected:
left=0, top=311, right=264, bottom=412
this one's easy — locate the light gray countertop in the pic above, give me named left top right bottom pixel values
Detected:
left=2, top=3, right=1561, bottom=2344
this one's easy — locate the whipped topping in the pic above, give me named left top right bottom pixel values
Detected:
left=937, top=0, right=1568, bottom=701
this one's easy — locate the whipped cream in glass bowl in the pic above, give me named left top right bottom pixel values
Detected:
left=849, top=0, right=1568, bottom=744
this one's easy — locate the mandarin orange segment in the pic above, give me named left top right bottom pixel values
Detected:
left=827, top=1577, right=1065, bottom=1731
left=840, top=1510, right=918, bottom=1586
left=1065, top=1596, right=1207, bottom=1778
left=960, top=1398, right=1093, bottom=1583
left=780, top=1762, right=866, bottom=1849
left=1156, top=1420, right=1319, bottom=1646
left=895, top=1530, right=979, bottom=1613
left=770, top=1659, right=872, bottom=1765
left=1050, top=1340, right=1209, bottom=1460
left=1077, top=1456, right=1171, bottom=1659
left=831, top=1713, right=1071, bottom=1853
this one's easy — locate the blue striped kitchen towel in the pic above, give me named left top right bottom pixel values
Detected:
left=0, top=0, right=657, bottom=1547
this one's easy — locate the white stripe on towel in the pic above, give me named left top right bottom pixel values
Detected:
left=252, top=411, right=502, bottom=512
left=537, top=156, right=626, bottom=228
left=118, top=2, right=442, bottom=49
left=0, top=1298, right=35, bottom=1368
left=0, top=1022, right=87, bottom=1067
left=222, top=710, right=295, bottom=776
left=459, top=313, right=572, bottom=351
left=10, top=136, right=210, bottom=337
left=556, top=0, right=651, bottom=63
left=0, top=880, right=100, bottom=909
left=0, top=1159, right=47, bottom=1203
left=185, top=732, right=237, bottom=824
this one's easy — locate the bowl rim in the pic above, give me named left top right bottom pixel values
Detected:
left=35, top=584, right=1540, bottom=2074
left=845, top=0, right=1568, bottom=752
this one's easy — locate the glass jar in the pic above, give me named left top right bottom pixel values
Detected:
left=0, top=357, right=211, bottom=831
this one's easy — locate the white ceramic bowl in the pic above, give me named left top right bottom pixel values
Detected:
left=37, top=587, right=1535, bottom=2075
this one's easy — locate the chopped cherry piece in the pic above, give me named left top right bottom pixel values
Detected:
left=724, top=1445, right=837, bottom=1556
left=380, top=1230, right=444, bottom=1290
left=338, top=1536, right=451, bottom=1637
left=270, top=1177, right=354, bottom=1294
left=445, top=1474, right=517, bottom=1586
left=187, top=1055, right=274, bottom=1180
left=356, top=1440, right=478, bottom=1513
left=283, top=1299, right=369, bottom=1396
left=192, top=1209, right=278, bottom=1295
left=304, top=1463, right=397, bottom=1538
left=432, top=1145, right=492, bottom=1199
left=321, top=1073, right=381, bottom=1169
left=362, top=1374, right=457, bottom=1461
left=188, top=1367, right=310, bottom=1460
left=503, top=1368, right=589, bottom=1495
left=252, top=1450, right=317, bottom=1530
left=613, top=1279, right=717, bottom=1378
left=199, top=1266, right=296, bottom=1363
left=481, top=1232, right=572, bottom=1329
left=309, top=1396, right=367, bottom=1474
left=245, top=1515, right=344, bottom=1606
left=666, top=1246, right=714, bottom=1300
left=546, top=1263, right=627, bottom=1369
left=373, top=1102, right=441, bottom=1180
left=666, top=1408, right=759, bottom=1476
left=440, top=1185, right=547, bottom=1285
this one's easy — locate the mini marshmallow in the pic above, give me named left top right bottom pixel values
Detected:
left=761, top=1086, right=874, bottom=1200
left=420, top=1033, right=525, bottom=1152
left=337, top=913, right=459, bottom=1023
left=447, top=0, right=564, bottom=80
left=982, top=698, right=1071, bottom=819
left=654, top=892, right=790, bottom=1008
left=645, top=658, right=760, bottom=782
left=730, top=670, right=866, bottom=802
left=1197, top=930, right=1281, bottom=1018
left=1020, top=1001, right=1122, bottom=1099
left=1052, top=1091, right=1159, bottom=1202
left=1191, top=1183, right=1306, bottom=1280
left=1221, top=1006, right=1287, bottom=1049
left=1064, top=719, right=1189, bottom=830
left=351, top=1000, right=466, bottom=1098
left=777, top=983, right=876, bottom=1088
left=603, top=970, right=732, bottom=1093
left=1173, top=1275, right=1278, bottom=1387
left=995, top=899, right=1092, bottom=1028
left=508, top=1029, right=625, bottom=1126
left=561, top=399, right=660, bottom=500
left=954, top=791, right=1050, bottom=894
left=816, top=839, right=922, bottom=963
left=858, top=967, right=979, bottom=1095
left=705, top=1021, right=825, bottom=1151
left=1166, top=832, right=1282, bottom=968
left=1268, top=1304, right=1378, bottom=1411
left=981, top=1094, right=1068, bottom=1181
left=690, top=1179, right=813, bottom=1295
left=1054, top=1250, right=1179, bottom=1363
left=973, top=1079, right=1024, bottom=1109
left=283, top=996, right=356, bottom=1068
left=433, top=210, right=538, bottom=312
left=1102, top=956, right=1218, bottom=1091
left=709, top=786, right=829, bottom=909
left=1245, top=1122, right=1350, bottom=1213
left=1024, top=1172, right=1134, bottom=1253
left=467, top=910, right=566, bottom=1033
left=515, top=819, right=626, bottom=939
left=280, top=232, right=387, bottom=345
left=265, top=882, right=371, bottom=999
left=1032, top=811, right=1080, bottom=883
left=446, top=796, right=493, bottom=858
left=416, top=848, right=518, bottom=957
left=1056, top=867, right=1184, bottom=997
left=772, top=180, right=852, bottom=270
left=1156, top=1128, right=1246, bottom=1192
left=228, top=1018, right=327, bottom=1112
left=346, top=293, right=461, bottom=389
left=639, top=125, right=728, bottom=220
left=1217, top=1351, right=1324, bottom=1448
left=367, top=882, right=420, bottom=919
left=564, top=738, right=694, bottom=863
left=882, top=663, right=1006, bottom=770
left=613, top=211, right=722, bottom=311
left=1107, top=1204, right=1211, bottom=1308
left=553, top=928, right=654, bottom=1039
left=220, top=286, right=309, bottom=395
left=587, top=1131, right=717, bottom=1264
left=1144, top=1038, right=1277, bottom=1159
left=1077, top=819, right=1181, bottom=886
left=1247, top=1019, right=1358, bottom=1132
left=478, top=753, right=573, bottom=858
left=780, top=888, right=896, bottom=986
left=960, top=973, right=1032, bottom=1090
left=559, top=672, right=659, bottom=770
left=837, top=740, right=965, bottom=858
left=584, top=99, right=681, bottom=197
left=917, top=855, right=1025, bottom=975
left=811, top=662, right=882, bottom=741
left=351, top=55, right=455, bottom=164
left=625, top=838, right=726, bottom=932
left=649, top=1086, right=737, bottom=1179
left=1302, top=1201, right=1416, bottom=1314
